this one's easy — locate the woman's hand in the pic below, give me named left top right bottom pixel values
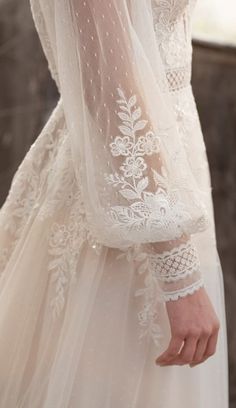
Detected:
left=155, top=287, right=220, bottom=367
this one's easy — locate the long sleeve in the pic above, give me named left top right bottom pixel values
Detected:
left=43, top=0, right=210, bottom=300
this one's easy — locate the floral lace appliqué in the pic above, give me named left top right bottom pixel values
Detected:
left=104, top=87, right=194, bottom=243
left=47, top=193, right=102, bottom=320
left=45, top=159, right=102, bottom=320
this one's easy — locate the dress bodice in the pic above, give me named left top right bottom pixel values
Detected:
left=151, top=0, right=197, bottom=92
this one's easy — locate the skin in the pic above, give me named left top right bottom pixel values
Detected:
left=155, top=287, right=220, bottom=367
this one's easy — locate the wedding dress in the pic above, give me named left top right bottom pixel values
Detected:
left=0, top=0, right=228, bottom=407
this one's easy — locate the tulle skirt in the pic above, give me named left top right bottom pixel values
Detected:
left=0, top=98, right=228, bottom=407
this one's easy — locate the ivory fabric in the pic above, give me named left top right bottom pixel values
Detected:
left=0, top=0, right=228, bottom=406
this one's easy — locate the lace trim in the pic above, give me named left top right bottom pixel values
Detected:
left=148, top=241, right=200, bottom=282
left=163, top=278, right=204, bottom=301
left=165, top=66, right=191, bottom=92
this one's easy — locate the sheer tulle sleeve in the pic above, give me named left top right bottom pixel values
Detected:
left=44, top=0, right=210, bottom=299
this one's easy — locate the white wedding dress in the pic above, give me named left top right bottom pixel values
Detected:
left=0, top=0, right=228, bottom=407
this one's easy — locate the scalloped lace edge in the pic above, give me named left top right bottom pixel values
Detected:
left=163, top=278, right=204, bottom=301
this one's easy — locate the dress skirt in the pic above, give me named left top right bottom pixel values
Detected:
left=0, top=97, right=228, bottom=407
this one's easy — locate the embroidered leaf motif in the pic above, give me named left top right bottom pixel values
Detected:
left=152, top=168, right=168, bottom=190
left=117, top=112, right=131, bottom=122
left=130, top=202, right=149, bottom=217
left=134, top=120, right=148, bottom=132
left=128, top=94, right=137, bottom=108
left=117, top=87, right=126, bottom=100
left=110, top=206, right=137, bottom=224
left=117, top=99, right=126, bottom=104
left=123, top=121, right=133, bottom=127
left=118, top=125, right=133, bottom=137
left=119, top=189, right=139, bottom=200
left=137, top=177, right=148, bottom=194
left=132, top=107, right=142, bottom=121
left=120, top=105, right=129, bottom=112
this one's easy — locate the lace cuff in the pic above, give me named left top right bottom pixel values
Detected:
left=148, top=240, right=200, bottom=282
left=147, top=240, right=203, bottom=301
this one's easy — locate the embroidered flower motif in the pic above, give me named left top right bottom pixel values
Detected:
left=48, top=195, right=90, bottom=320
left=160, top=28, right=191, bottom=68
left=120, top=157, right=147, bottom=179
left=110, top=136, right=133, bottom=156
left=49, top=223, right=70, bottom=248
left=141, top=191, right=171, bottom=219
left=137, top=131, right=160, bottom=155
left=152, top=0, right=188, bottom=44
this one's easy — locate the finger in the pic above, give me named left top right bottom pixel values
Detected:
left=204, top=329, right=219, bottom=358
left=175, top=337, right=198, bottom=365
left=156, top=336, right=184, bottom=364
left=159, top=337, right=198, bottom=366
left=190, top=331, right=219, bottom=367
left=191, top=335, right=209, bottom=365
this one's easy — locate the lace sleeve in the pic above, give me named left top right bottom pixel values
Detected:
left=53, top=0, right=209, bottom=248
left=56, top=0, right=206, bottom=301
left=40, top=0, right=208, bottom=300
left=51, top=0, right=209, bottom=298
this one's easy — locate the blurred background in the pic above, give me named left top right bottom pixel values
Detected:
left=0, top=0, right=235, bottom=406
